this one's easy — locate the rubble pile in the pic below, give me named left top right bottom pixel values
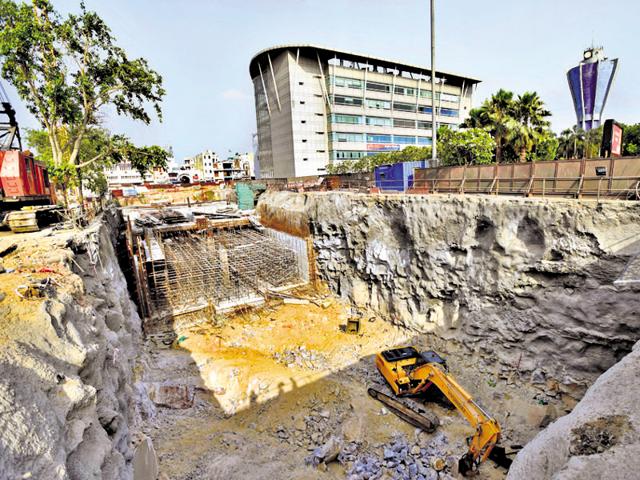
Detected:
left=273, top=346, right=329, bottom=370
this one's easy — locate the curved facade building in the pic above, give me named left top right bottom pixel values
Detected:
left=567, top=47, right=618, bottom=131
left=249, top=45, right=480, bottom=178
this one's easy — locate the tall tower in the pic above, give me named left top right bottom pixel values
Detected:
left=567, top=47, right=618, bottom=131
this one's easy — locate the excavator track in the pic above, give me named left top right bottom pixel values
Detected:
left=367, top=387, right=439, bottom=433
left=6, top=206, right=63, bottom=233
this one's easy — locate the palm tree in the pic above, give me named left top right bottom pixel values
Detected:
left=460, top=106, right=490, bottom=129
left=510, top=92, right=551, bottom=162
left=484, top=89, right=514, bottom=164
left=558, top=129, right=573, bottom=159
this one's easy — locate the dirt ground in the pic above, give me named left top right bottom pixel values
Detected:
left=140, top=290, right=546, bottom=480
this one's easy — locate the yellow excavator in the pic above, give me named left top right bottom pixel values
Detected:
left=373, top=346, right=511, bottom=476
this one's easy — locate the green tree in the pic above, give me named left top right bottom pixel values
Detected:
left=26, top=127, right=169, bottom=203
left=509, top=92, right=551, bottom=162
left=482, top=89, right=515, bottom=164
left=438, top=126, right=495, bottom=166
left=528, top=129, right=558, bottom=162
left=620, top=123, right=640, bottom=156
left=0, top=0, right=164, bottom=205
left=326, top=146, right=432, bottom=174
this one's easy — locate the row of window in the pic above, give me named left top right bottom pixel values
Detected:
left=330, top=114, right=458, bottom=130
left=330, top=76, right=459, bottom=102
left=331, top=132, right=432, bottom=145
left=331, top=95, right=458, bottom=117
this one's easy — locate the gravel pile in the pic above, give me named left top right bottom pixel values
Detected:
left=346, top=432, right=458, bottom=480
left=273, top=346, right=329, bottom=370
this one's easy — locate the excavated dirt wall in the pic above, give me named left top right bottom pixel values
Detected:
left=0, top=211, right=145, bottom=480
left=258, top=191, right=640, bottom=401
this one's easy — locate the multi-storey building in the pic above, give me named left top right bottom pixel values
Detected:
left=249, top=44, right=480, bottom=178
left=183, top=151, right=254, bottom=182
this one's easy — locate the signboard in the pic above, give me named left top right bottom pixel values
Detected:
left=601, top=119, right=623, bottom=158
left=611, top=123, right=622, bottom=156
left=367, top=143, right=401, bottom=152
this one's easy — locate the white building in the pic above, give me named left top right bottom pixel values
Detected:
left=250, top=44, right=480, bottom=178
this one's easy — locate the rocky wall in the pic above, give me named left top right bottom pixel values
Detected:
left=258, top=191, right=640, bottom=398
left=0, top=211, right=144, bottom=479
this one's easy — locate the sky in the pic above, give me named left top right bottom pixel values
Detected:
left=5, top=0, right=640, bottom=161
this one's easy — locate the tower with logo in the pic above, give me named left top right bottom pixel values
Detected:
left=567, top=47, right=618, bottom=131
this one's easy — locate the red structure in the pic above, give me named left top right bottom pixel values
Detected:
left=0, top=150, right=52, bottom=206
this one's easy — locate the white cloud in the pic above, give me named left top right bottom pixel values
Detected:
left=221, top=89, right=250, bottom=101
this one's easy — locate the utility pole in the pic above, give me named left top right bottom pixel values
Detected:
left=430, top=0, right=437, bottom=165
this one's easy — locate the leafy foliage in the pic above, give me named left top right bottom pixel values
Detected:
left=26, top=127, right=169, bottom=198
left=326, top=146, right=431, bottom=174
left=0, top=0, right=164, bottom=170
left=462, top=89, right=553, bottom=163
left=438, top=127, right=495, bottom=166
left=620, top=123, right=640, bottom=156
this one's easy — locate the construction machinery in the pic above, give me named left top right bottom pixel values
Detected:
left=0, top=81, right=59, bottom=232
left=373, top=346, right=511, bottom=476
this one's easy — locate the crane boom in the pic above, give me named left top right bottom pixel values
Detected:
left=0, top=80, right=22, bottom=151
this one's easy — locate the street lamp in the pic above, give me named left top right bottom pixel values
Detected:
left=430, top=0, right=437, bottom=166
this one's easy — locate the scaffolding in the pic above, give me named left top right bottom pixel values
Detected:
left=141, top=224, right=305, bottom=318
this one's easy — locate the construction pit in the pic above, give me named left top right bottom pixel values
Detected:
left=1, top=192, right=640, bottom=480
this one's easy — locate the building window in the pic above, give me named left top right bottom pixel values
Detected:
left=366, top=81, right=390, bottom=93
left=366, top=98, right=391, bottom=110
left=333, top=95, right=363, bottom=107
left=332, top=150, right=368, bottom=160
left=331, top=132, right=364, bottom=143
left=331, top=113, right=363, bottom=124
left=393, top=102, right=416, bottom=113
left=394, top=135, right=417, bottom=144
left=367, top=134, right=392, bottom=143
left=332, top=76, right=363, bottom=89
left=417, top=136, right=433, bottom=145
left=393, top=118, right=416, bottom=128
left=418, top=105, right=432, bottom=114
left=440, top=108, right=459, bottom=117
left=417, top=120, right=433, bottom=130
left=441, top=93, right=459, bottom=102
left=365, top=116, right=392, bottom=127
left=394, top=86, right=416, bottom=96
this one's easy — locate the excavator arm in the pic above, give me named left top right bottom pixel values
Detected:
left=409, top=363, right=501, bottom=474
left=375, top=347, right=506, bottom=476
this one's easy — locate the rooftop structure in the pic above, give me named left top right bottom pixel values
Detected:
left=567, top=47, right=619, bottom=131
left=249, top=44, right=481, bottom=178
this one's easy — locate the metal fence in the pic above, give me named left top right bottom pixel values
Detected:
left=412, top=157, right=640, bottom=200
left=241, top=157, right=640, bottom=200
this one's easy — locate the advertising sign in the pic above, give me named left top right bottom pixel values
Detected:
left=367, top=143, right=401, bottom=152
left=611, top=123, right=622, bottom=156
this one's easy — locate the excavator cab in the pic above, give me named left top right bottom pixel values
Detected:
left=376, top=347, right=446, bottom=396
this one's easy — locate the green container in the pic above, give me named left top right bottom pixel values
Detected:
left=236, top=182, right=266, bottom=210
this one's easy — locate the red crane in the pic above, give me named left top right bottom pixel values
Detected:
left=0, top=81, right=58, bottom=232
